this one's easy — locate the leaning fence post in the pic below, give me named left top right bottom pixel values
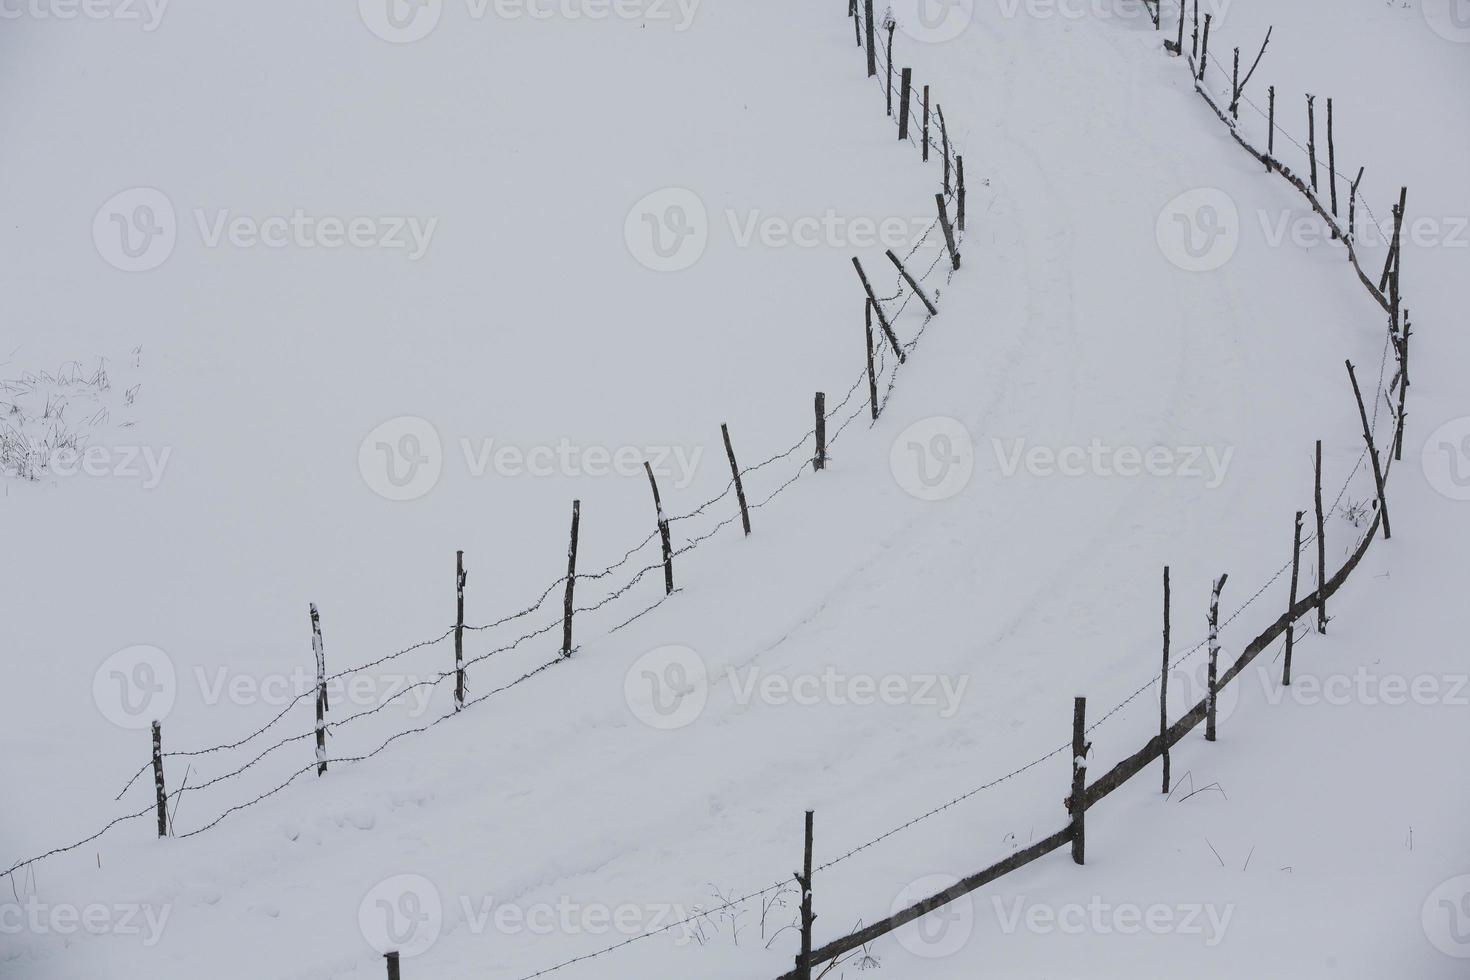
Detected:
left=1229, top=47, right=1239, bottom=119
left=644, top=462, right=674, bottom=595
left=885, top=248, right=938, bottom=316
left=864, top=0, right=876, bottom=76
left=1314, top=440, right=1327, bottom=633
left=864, top=300, right=880, bottom=422
left=1205, top=575, right=1227, bottom=741
left=956, top=155, right=967, bottom=232
left=813, top=393, right=827, bottom=473
left=898, top=68, right=912, bottom=141
left=1346, top=360, right=1391, bottom=540
left=152, top=719, right=168, bottom=838
left=561, top=500, right=580, bottom=658
left=1069, top=697, right=1088, bottom=864
left=851, top=257, right=906, bottom=363
left=1306, top=94, right=1318, bottom=192
left=885, top=22, right=895, bottom=117
left=310, top=603, right=328, bottom=776
left=935, top=193, right=960, bottom=271
left=454, top=550, right=467, bottom=711
left=1160, top=566, right=1171, bottom=794
left=385, top=951, right=401, bottom=980
left=922, top=84, right=930, bottom=162
left=794, top=810, right=815, bottom=980
left=1267, top=85, right=1276, bottom=167
left=1326, top=97, right=1339, bottom=223
left=1196, top=13, right=1211, bottom=81
left=937, top=104, right=951, bottom=194
left=1395, top=313, right=1411, bottom=462
left=721, top=424, right=752, bottom=536
left=1348, top=167, right=1364, bottom=242
left=1284, top=511, right=1303, bottom=686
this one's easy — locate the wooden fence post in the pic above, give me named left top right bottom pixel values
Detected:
left=721, top=424, right=752, bottom=536
left=1160, top=566, right=1171, bottom=794
left=1306, top=94, right=1318, bottom=192
left=851, top=0, right=861, bottom=45
left=794, top=810, right=815, bottom=980
left=898, top=68, right=912, bottom=141
left=922, top=84, right=930, bottom=162
left=1191, top=0, right=1199, bottom=60
left=851, top=257, right=906, bottom=363
left=152, top=719, right=167, bottom=838
left=310, top=603, right=328, bottom=776
left=1314, top=440, right=1327, bottom=634
left=1197, top=13, right=1211, bottom=81
left=864, top=0, right=876, bottom=77
left=864, top=301, right=880, bottom=422
left=454, top=550, right=467, bottom=711
left=956, top=155, right=966, bottom=232
left=1346, top=360, right=1391, bottom=540
left=1267, top=86, right=1276, bottom=167
left=885, top=248, right=938, bottom=316
left=1166, top=0, right=1184, bottom=55
left=1230, top=47, right=1239, bottom=119
left=385, top=951, right=401, bottom=980
left=1395, top=313, right=1411, bottom=462
left=644, top=462, right=675, bottom=595
left=1070, top=697, right=1088, bottom=864
left=1327, top=97, right=1339, bottom=222
left=814, top=393, right=827, bottom=473
left=936, top=194, right=960, bottom=271
left=1348, top=167, right=1364, bottom=242
left=561, top=500, right=580, bottom=658
left=885, top=22, right=895, bottom=117
left=1284, top=512, right=1303, bottom=686
left=1205, top=575, right=1227, bottom=741
left=937, top=104, right=951, bottom=194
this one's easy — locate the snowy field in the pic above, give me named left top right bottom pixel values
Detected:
left=1, top=1, right=1466, bottom=978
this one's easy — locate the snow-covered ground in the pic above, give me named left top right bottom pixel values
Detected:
left=1, top=1, right=1465, bottom=978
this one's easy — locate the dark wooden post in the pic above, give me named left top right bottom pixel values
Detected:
left=385, top=951, right=401, bottom=980
left=1267, top=86, right=1276, bottom=166
left=454, top=550, right=467, bottom=711
left=1306, top=95, right=1318, bottom=192
left=813, top=393, right=827, bottom=473
left=922, top=84, right=930, bottom=162
left=721, top=424, right=751, bottom=536
left=937, top=104, right=951, bottom=195
left=1327, top=98, right=1339, bottom=221
left=1168, top=0, right=1184, bottom=55
left=1196, top=13, right=1211, bottom=81
left=956, top=155, right=967, bottom=232
left=1348, top=167, right=1364, bottom=242
left=1380, top=187, right=1407, bottom=294
left=1069, top=697, right=1088, bottom=864
left=851, top=257, right=906, bottom=362
left=643, top=462, right=674, bottom=594
left=864, top=0, right=876, bottom=76
left=851, top=0, right=861, bottom=45
left=1205, top=574, right=1227, bottom=741
left=1230, top=47, right=1240, bottom=119
left=898, top=68, right=912, bottom=141
left=1284, top=512, right=1303, bottom=686
left=935, top=194, right=960, bottom=271
left=885, top=249, right=938, bottom=316
left=864, top=300, right=880, bottom=422
left=1314, top=440, right=1327, bottom=634
left=885, top=23, right=895, bottom=117
left=1387, top=188, right=1407, bottom=340
left=1191, top=0, right=1199, bottom=59
left=794, top=809, right=816, bottom=980
left=1346, top=360, right=1391, bottom=540
left=1395, top=313, right=1411, bottom=462
left=1160, top=566, right=1171, bottom=794
left=561, top=500, right=580, bottom=658
left=310, top=603, right=328, bottom=776
left=152, top=720, right=167, bottom=838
